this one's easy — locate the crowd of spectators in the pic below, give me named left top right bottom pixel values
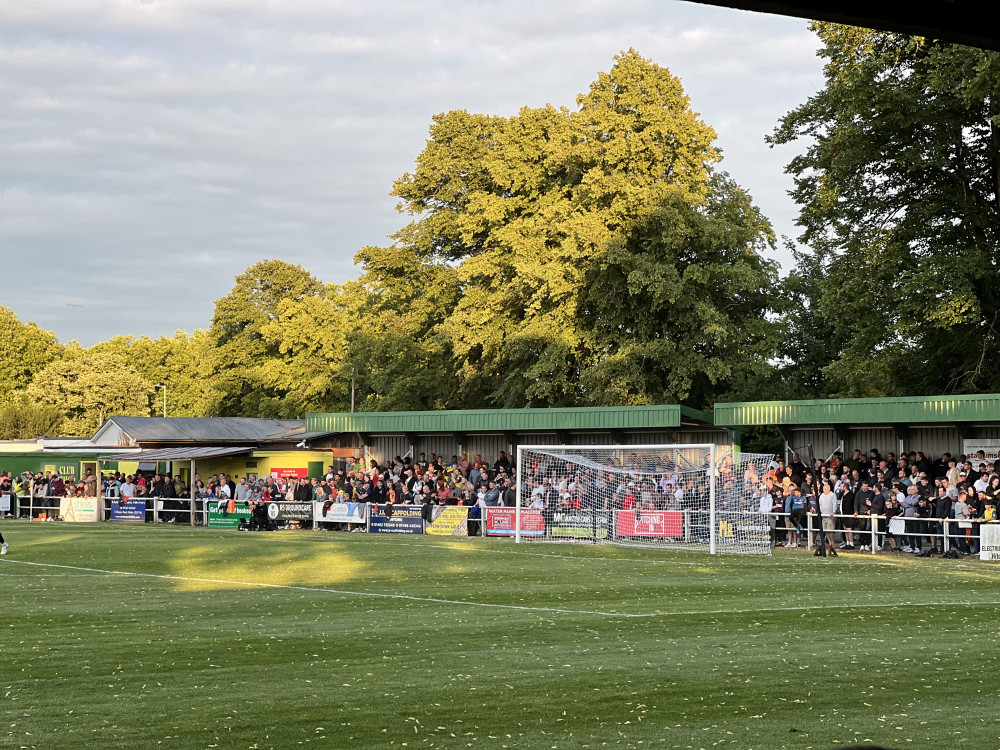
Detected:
left=0, top=450, right=523, bottom=528
left=310, top=451, right=519, bottom=526
left=750, top=448, right=1000, bottom=555
left=519, top=450, right=712, bottom=512
left=3, top=446, right=998, bottom=554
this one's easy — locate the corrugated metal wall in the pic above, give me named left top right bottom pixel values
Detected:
left=464, top=435, right=508, bottom=461
left=787, top=429, right=840, bottom=461
left=674, top=430, right=732, bottom=447
left=351, top=429, right=731, bottom=466
left=566, top=432, right=613, bottom=446
left=849, top=428, right=895, bottom=455
left=623, top=431, right=675, bottom=445
left=516, top=433, right=559, bottom=447
left=307, top=405, right=684, bottom=435
left=783, top=426, right=967, bottom=462
left=415, top=435, right=458, bottom=463
left=368, top=435, right=412, bottom=466
left=908, top=427, right=960, bottom=459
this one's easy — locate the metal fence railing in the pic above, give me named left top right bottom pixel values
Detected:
left=7, top=493, right=200, bottom=525
left=3, top=493, right=994, bottom=557
left=763, top=511, right=983, bottom=554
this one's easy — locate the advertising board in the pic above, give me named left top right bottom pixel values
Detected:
left=549, top=510, right=610, bottom=540
left=109, top=498, right=146, bottom=522
left=270, top=467, right=309, bottom=479
left=426, top=506, right=469, bottom=536
left=980, top=524, right=1000, bottom=561
left=207, top=501, right=253, bottom=528
left=962, top=440, right=1000, bottom=468
left=485, top=508, right=545, bottom=537
left=369, top=505, right=423, bottom=534
left=265, top=501, right=314, bottom=523
left=614, top=509, right=683, bottom=538
left=313, top=501, right=367, bottom=525
left=58, top=496, right=99, bottom=523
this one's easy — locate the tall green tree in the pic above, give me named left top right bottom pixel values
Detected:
left=257, top=283, right=352, bottom=415
left=579, top=173, right=779, bottom=407
left=26, top=348, right=154, bottom=436
left=0, top=306, right=62, bottom=402
left=209, top=259, right=323, bottom=416
left=89, top=331, right=223, bottom=417
left=0, top=395, right=63, bottom=440
left=364, top=49, right=777, bottom=408
left=345, top=249, right=461, bottom=411
left=770, top=25, right=1000, bottom=395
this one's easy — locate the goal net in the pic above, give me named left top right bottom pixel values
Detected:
left=514, top=444, right=772, bottom=555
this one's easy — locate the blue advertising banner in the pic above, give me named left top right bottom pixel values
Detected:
left=368, top=505, right=423, bottom=534
left=109, top=498, right=146, bottom=522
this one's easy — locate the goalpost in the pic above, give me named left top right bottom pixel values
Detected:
left=514, top=444, right=772, bottom=555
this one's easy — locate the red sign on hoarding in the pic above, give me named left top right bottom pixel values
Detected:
left=485, top=508, right=546, bottom=536
left=615, top=510, right=683, bottom=538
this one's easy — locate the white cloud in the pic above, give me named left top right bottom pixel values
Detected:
left=0, top=0, right=822, bottom=345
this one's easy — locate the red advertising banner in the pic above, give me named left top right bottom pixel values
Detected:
left=485, top=508, right=546, bottom=537
left=614, top=510, right=683, bottom=538
left=270, top=467, right=308, bottom=479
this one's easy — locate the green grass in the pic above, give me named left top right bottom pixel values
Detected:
left=2, top=524, right=999, bottom=750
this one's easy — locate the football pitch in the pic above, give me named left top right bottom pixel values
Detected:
left=2, top=525, right=999, bottom=750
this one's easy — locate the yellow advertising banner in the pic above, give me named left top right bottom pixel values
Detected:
left=426, top=506, right=469, bottom=536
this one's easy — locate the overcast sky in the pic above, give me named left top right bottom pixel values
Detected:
left=0, top=0, right=824, bottom=346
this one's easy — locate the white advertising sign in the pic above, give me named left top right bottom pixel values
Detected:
left=962, top=440, right=1000, bottom=467
left=980, top=524, right=1000, bottom=561
left=313, top=501, right=367, bottom=524
left=59, top=496, right=100, bottom=523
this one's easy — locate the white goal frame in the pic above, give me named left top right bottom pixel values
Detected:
left=514, top=443, right=770, bottom=555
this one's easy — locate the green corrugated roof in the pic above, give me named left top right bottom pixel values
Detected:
left=714, top=394, right=1000, bottom=427
left=306, top=405, right=713, bottom=435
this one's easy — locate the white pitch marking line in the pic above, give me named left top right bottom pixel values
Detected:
left=0, top=559, right=652, bottom=618
left=4, top=559, right=997, bottom=619
left=2, top=560, right=1000, bottom=617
